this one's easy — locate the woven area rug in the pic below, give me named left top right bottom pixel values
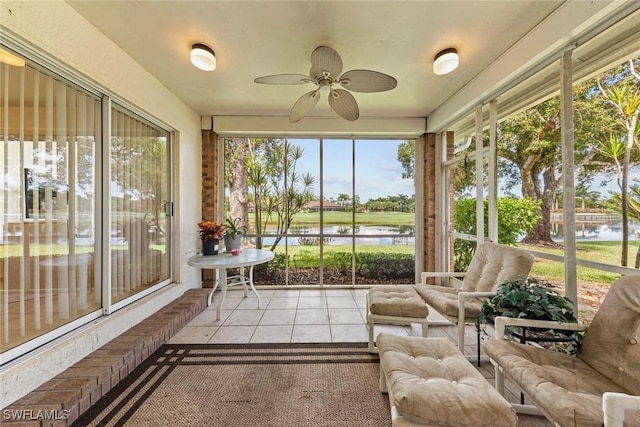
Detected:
left=73, top=343, right=391, bottom=427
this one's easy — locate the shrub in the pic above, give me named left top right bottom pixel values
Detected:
left=355, top=252, right=414, bottom=279
left=324, top=252, right=353, bottom=273
left=453, top=197, right=541, bottom=270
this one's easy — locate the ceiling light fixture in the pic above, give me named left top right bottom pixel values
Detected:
left=0, top=48, right=26, bottom=67
left=190, top=43, right=216, bottom=71
left=433, top=48, right=458, bottom=75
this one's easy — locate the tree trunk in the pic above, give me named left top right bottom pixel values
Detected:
left=521, top=165, right=558, bottom=246
left=521, top=195, right=557, bottom=246
left=621, top=143, right=631, bottom=266
left=228, top=138, right=250, bottom=229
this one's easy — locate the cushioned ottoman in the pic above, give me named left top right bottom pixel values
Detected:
left=377, top=333, right=518, bottom=427
left=367, top=286, right=429, bottom=353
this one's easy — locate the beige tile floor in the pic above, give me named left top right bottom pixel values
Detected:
left=169, top=288, right=393, bottom=344
left=170, top=287, right=475, bottom=346
left=169, top=286, right=486, bottom=346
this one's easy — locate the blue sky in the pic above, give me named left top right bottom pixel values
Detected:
left=290, top=139, right=414, bottom=202
left=287, top=138, right=635, bottom=203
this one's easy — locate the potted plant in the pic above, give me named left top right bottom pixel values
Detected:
left=198, top=220, right=225, bottom=255
left=224, top=216, right=248, bottom=252
left=478, top=275, right=581, bottom=352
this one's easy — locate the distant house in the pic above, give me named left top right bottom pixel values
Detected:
left=305, top=200, right=345, bottom=212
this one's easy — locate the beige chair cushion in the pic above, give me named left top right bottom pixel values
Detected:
left=462, top=242, right=534, bottom=292
left=483, top=276, right=640, bottom=427
left=578, top=275, right=640, bottom=395
left=378, top=334, right=518, bottom=427
left=414, top=284, right=483, bottom=319
left=483, top=338, right=640, bottom=427
left=369, top=286, right=429, bottom=318
left=416, top=242, right=533, bottom=321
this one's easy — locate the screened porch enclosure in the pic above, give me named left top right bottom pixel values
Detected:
left=223, top=137, right=417, bottom=287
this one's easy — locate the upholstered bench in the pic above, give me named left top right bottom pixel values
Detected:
left=367, top=286, right=429, bottom=353
left=377, top=333, right=518, bottom=427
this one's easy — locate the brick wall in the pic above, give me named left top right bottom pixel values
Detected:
left=422, top=132, right=454, bottom=276
left=201, top=129, right=218, bottom=219
left=423, top=133, right=436, bottom=274
left=201, top=129, right=218, bottom=286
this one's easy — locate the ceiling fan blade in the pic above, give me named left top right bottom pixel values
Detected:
left=310, top=46, right=343, bottom=80
left=289, top=90, right=320, bottom=122
left=339, top=70, right=398, bottom=93
left=328, top=89, right=359, bottom=121
left=254, top=74, right=312, bottom=85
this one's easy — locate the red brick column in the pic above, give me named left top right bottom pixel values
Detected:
left=201, top=129, right=218, bottom=286
left=201, top=129, right=218, bottom=219
left=423, top=133, right=436, bottom=275
left=422, top=132, right=454, bottom=278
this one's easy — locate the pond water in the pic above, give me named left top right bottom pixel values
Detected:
left=258, top=225, right=415, bottom=246
left=552, top=221, right=640, bottom=242
left=255, top=220, right=638, bottom=247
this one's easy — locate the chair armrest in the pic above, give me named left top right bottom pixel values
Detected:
left=493, top=316, right=587, bottom=340
left=603, top=392, right=640, bottom=427
left=421, top=271, right=466, bottom=285
left=457, top=292, right=496, bottom=323
left=458, top=291, right=496, bottom=302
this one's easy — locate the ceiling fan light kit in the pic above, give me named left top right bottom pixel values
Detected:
left=254, top=46, right=397, bottom=122
left=433, top=48, right=459, bottom=75
left=191, top=43, right=216, bottom=71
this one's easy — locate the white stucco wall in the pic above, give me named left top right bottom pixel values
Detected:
left=0, top=0, right=203, bottom=405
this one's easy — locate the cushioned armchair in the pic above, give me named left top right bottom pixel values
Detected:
left=483, top=275, right=640, bottom=427
left=416, top=241, right=534, bottom=352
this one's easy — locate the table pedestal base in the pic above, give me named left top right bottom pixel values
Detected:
left=208, top=265, right=262, bottom=320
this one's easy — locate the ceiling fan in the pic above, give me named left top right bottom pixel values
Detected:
left=254, top=46, right=398, bottom=122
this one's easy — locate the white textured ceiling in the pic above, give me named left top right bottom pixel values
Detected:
left=66, top=1, right=637, bottom=131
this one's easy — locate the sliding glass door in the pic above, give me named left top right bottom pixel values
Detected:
left=1, top=64, right=102, bottom=351
left=1, top=59, right=172, bottom=360
left=110, top=106, right=170, bottom=304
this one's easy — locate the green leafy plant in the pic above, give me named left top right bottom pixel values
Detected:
left=224, top=216, right=248, bottom=239
left=480, top=276, right=576, bottom=322
left=479, top=276, right=581, bottom=353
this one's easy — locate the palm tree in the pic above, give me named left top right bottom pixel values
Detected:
left=597, top=59, right=640, bottom=266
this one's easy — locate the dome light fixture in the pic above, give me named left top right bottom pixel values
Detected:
left=190, top=43, right=216, bottom=71
left=433, top=48, right=459, bottom=75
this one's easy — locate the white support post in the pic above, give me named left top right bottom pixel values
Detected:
left=475, top=106, right=484, bottom=246
left=434, top=132, right=446, bottom=274
left=560, top=48, right=578, bottom=307
left=415, top=134, right=425, bottom=284
left=488, top=100, right=498, bottom=243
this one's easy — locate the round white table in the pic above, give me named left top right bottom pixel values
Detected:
left=187, top=249, right=274, bottom=320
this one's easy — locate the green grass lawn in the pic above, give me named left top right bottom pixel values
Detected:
left=519, top=241, right=635, bottom=285
left=288, top=211, right=414, bottom=226
left=277, top=241, right=631, bottom=286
